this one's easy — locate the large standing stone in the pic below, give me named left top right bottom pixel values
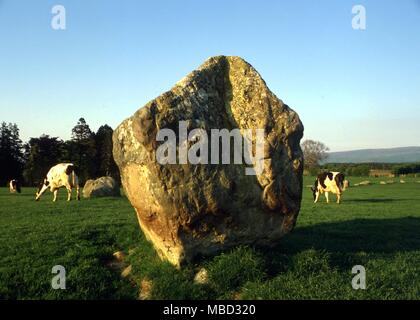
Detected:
left=113, top=56, right=304, bottom=267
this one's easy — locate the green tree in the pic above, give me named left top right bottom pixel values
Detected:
left=0, top=122, right=24, bottom=185
left=301, top=139, right=330, bottom=170
left=22, top=135, right=66, bottom=186
left=70, top=118, right=96, bottom=184
left=95, top=125, right=120, bottom=181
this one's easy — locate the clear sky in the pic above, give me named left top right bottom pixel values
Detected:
left=1, top=0, right=419, bottom=151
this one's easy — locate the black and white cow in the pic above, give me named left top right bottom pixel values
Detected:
left=9, top=179, right=21, bottom=193
left=35, top=163, right=80, bottom=202
left=311, top=171, right=346, bottom=204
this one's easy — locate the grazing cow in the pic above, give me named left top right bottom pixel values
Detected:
left=311, top=171, right=346, bottom=204
left=9, top=179, right=21, bottom=193
left=35, top=163, right=80, bottom=202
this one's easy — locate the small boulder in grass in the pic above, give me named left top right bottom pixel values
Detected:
left=139, top=278, right=153, bottom=300
left=193, top=268, right=209, bottom=285
left=121, top=265, right=132, bottom=278
left=113, top=251, right=126, bottom=262
left=83, top=176, right=120, bottom=198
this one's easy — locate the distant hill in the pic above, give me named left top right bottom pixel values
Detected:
left=325, top=147, right=420, bottom=164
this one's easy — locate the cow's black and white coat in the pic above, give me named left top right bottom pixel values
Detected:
left=9, top=179, right=21, bottom=193
left=35, top=163, right=80, bottom=202
left=311, top=171, right=346, bottom=204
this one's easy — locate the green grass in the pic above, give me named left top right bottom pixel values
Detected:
left=1, top=176, right=419, bottom=299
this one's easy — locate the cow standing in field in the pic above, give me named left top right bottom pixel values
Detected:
left=35, top=163, right=80, bottom=202
left=9, top=179, right=21, bottom=193
left=311, top=171, right=346, bottom=204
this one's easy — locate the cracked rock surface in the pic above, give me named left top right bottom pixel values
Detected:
left=113, top=56, right=304, bottom=267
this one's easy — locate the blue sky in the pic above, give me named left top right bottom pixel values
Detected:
left=0, top=0, right=419, bottom=151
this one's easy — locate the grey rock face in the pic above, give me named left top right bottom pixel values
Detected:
left=113, top=56, right=304, bottom=267
left=83, top=176, right=120, bottom=198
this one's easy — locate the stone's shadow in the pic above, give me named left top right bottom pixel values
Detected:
left=346, top=198, right=405, bottom=203
left=261, top=217, right=420, bottom=274
left=281, top=217, right=420, bottom=253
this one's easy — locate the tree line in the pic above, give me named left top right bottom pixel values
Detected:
left=320, top=162, right=420, bottom=177
left=0, top=118, right=119, bottom=187
left=301, top=139, right=420, bottom=177
left=392, top=163, right=420, bottom=176
left=3, top=128, right=417, bottom=187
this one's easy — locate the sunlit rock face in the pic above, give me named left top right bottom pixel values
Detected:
left=113, top=56, right=304, bottom=267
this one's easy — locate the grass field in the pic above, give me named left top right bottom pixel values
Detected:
left=1, top=176, right=419, bottom=300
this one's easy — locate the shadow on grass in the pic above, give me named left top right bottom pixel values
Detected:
left=285, top=217, right=420, bottom=253
left=346, top=198, right=408, bottom=203
left=263, top=217, right=420, bottom=274
left=118, top=217, right=420, bottom=299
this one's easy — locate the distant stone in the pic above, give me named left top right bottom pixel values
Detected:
left=83, top=176, right=120, bottom=198
left=380, top=181, right=387, bottom=185
left=113, top=56, right=304, bottom=267
left=400, top=180, right=406, bottom=184
left=358, top=181, right=371, bottom=186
